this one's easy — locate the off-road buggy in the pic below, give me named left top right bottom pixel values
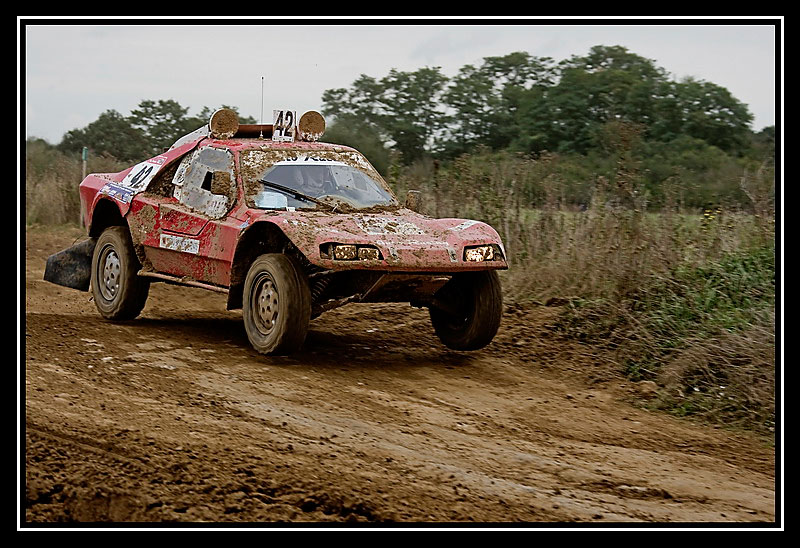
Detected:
left=45, top=109, right=507, bottom=355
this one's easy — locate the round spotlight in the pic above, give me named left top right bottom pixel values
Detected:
left=298, top=111, right=326, bottom=141
left=209, top=108, right=239, bottom=139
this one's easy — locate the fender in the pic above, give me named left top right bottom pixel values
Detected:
left=226, top=219, right=294, bottom=310
left=81, top=136, right=207, bottom=232
left=48, top=137, right=208, bottom=291
left=242, top=209, right=508, bottom=273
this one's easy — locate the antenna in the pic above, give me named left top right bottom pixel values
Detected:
left=259, top=76, right=264, bottom=139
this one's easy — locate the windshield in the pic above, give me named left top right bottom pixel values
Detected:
left=241, top=149, right=398, bottom=211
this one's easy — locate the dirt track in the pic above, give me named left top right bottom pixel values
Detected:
left=22, top=226, right=776, bottom=525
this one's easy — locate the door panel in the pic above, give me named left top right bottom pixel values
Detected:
left=159, top=203, right=208, bottom=236
left=132, top=146, right=238, bottom=286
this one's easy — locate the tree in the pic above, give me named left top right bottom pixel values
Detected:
left=748, top=125, right=775, bottom=161
left=442, top=52, right=556, bottom=157
left=380, top=67, right=449, bottom=162
left=653, top=78, right=753, bottom=153
left=186, top=105, right=258, bottom=130
left=320, top=43, right=757, bottom=165
left=513, top=46, right=670, bottom=155
left=322, top=113, right=391, bottom=175
left=56, top=100, right=259, bottom=163
left=322, top=67, right=448, bottom=164
left=128, top=99, right=195, bottom=156
left=58, top=109, right=150, bottom=163
left=127, top=99, right=259, bottom=155
left=322, top=74, right=384, bottom=124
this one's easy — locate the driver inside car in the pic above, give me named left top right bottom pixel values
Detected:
left=302, top=166, right=334, bottom=195
left=289, top=168, right=305, bottom=189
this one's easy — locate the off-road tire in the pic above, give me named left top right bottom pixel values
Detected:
left=242, top=254, right=311, bottom=355
left=429, top=271, right=503, bottom=351
left=90, top=226, right=150, bottom=320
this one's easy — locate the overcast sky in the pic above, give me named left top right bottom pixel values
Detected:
left=22, top=18, right=779, bottom=145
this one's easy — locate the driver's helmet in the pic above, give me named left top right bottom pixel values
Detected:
left=290, top=169, right=305, bottom=187
left=304, top=166, right=328, bottom=193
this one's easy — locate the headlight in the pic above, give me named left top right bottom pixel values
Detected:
left=322, top=243, right=383, bottom=261
left=464, top=244, right=503, bottom=262
left=357, top=247, right=380, bottom=261
left=333, top=244, right=358, bottom=260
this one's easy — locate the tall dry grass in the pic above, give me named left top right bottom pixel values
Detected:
left=25, top=140, right=128, bottom=226
left=389, top=151, right=776, bottom=434
left=394, top=151, right=773, bottom=301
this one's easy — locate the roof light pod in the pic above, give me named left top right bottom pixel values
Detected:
left=298, top=111, right=326, bottom=142
left=209, top=108, right=239, bottom=139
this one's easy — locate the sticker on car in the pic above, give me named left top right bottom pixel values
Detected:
left=121, top=155, right=169, bottom=191
left=99, top=182, right=136, bottom=204
left=159, top=233, right=200, bottom=255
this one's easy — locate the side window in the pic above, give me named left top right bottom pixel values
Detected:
left=146, top=161, right=181, bottom=197
left=172, top=147, right=235, bottom=219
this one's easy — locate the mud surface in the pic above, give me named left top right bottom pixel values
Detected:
left=22, top=227, right=777, bottom=526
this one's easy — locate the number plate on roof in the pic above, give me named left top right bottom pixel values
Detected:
left=272, top=110, right=297, bottom=142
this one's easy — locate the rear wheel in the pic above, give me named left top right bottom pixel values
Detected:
left=429, top=271, right=503, bottom=351
left=90, top=226, right=150, bottom=320
left=242, top=254, right=311, bottom=355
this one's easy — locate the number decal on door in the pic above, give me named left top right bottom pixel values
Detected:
left=129, top=165, right=154, bottom=188
left=120, top=155, right=168, bottom=191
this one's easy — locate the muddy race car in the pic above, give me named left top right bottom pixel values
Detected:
left=44, top=109, right=507, bottom=355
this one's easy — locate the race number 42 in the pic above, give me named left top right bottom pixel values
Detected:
left=120, top=155, right=168, bottom=190
left=272, top=110, right=296, bottom=142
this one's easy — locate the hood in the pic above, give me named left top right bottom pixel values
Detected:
left=249, top=209, right=507, bottom=272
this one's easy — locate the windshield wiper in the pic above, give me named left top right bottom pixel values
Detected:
left=259, top=178, right=332, bottom=210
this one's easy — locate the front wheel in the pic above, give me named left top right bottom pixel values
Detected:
left=242, top=254, right=311, bottom=355
left=90, top=226, right=150, bottom=320
left=429, top=271, right=503, bottom=351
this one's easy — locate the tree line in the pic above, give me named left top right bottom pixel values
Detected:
left=46, top=44, right=774, bottom=210
left=321, top=45, right=770, bottom=161
left=55, top=101, right=256, bottom=163
left=320, top=45, right=773, bottom=210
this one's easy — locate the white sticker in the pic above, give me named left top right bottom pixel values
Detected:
left=274, top=156, right=347, bottom=166
left=160, top=233, right=200, bottom=255
left=120, top=155, right=169, bottom=191
left=449, top=220, right=479, bottom=231
left=253, top=190, right=288, bottom=209
left=272, top=110, right=297, bottom=142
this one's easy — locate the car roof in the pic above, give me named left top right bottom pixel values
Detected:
left=170, top=120, right=358, bottom=156
left=203, top=136, right=358, bottom=155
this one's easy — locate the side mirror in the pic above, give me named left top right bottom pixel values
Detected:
left=405, top=190, right=422, bottom=212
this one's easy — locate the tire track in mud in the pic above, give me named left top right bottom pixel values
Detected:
left=185, top=355, right=773, bottom=523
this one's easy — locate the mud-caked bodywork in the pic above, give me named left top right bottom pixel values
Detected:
left=45, top=109, right=507, bottom=355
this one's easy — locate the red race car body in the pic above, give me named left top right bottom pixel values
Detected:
left=46, top=109, right=507, bottom=354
